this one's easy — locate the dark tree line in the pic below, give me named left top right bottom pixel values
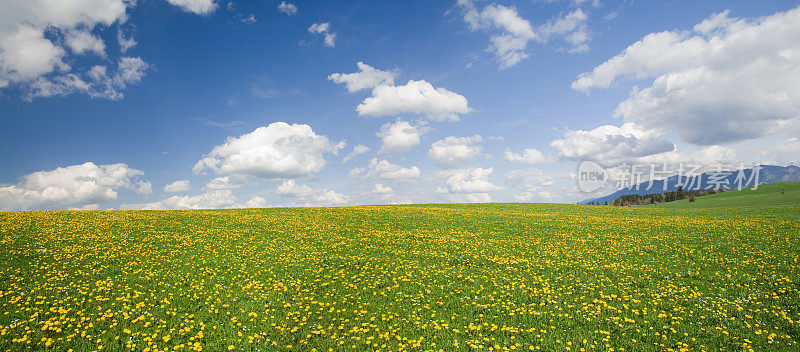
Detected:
left=586, top=187, right=724, bottom=206
left=609, top=187, right=722, bottom=206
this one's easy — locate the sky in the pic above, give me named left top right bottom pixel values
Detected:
left=1, top=0, right=799, bottom=211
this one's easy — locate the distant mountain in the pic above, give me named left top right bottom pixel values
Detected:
left=580, top=165, right=800, bottom=205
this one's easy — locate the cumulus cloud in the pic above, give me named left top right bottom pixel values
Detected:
left=26, top=56, right=148, bottom=100
left=164, top=180, right=191, bottom=193
left=428, top=135, right=484, bottom=168
left=0, top=162, right=149, bottom=211
left=503, top=148, right=546, bottom=164
left=0, top=0, right=127, bottom=77
left=0, top=25, right=68, bottom=85
left=505, top=168, right=555, bottom=202
left=373, top=183, right=393, bottom=194
left=342, top=144, right=370, bottom=162
left=457, top=1, right=591, bottom=68
left=276, top=179, right=313, bottom=197
left=687, top=145, right=738, bottom=166
left=245, top=196, right=267, bottom=208
left=308, top=22, right=336, bottom=47
left=165, top=0, right=217, bottom=15
left=0, top=0, right=210, bottom=99
left=572, top=7, right=800, bottom=145
left=357, top=80, right=472, bottom=121
left=275, top=179, right=349, bottom=206
left=117, top=29, right=137, bottom=53
left=349, top=167, right=365, bottom=178
left=121, top=190, right=237, bottom=210
left=65, top=30, right=106, bottom=56
left=759, top=138, right=800, bottom=165
left=314, top=190, right=349, bottom=206
left=136, top=181, right=153, bottom=196
left=538, top=9, right=590, bottom=53
left=444, top=167, right=502, bottom=193
left=278, top=1, right=297, bottom=16
left=205, top=175, right=247, bottom=190
left=513, top=189, right=539, bottom=202
left=458, top=1, right=537, bottom=68
left=376, top=120, right=426, bottom=154
left=193, top=122, right=345, bottom=179
left=0, top=0, right=127, bottom=90
left=328, top=62, right=396, bottom=92
left=550, top=122, right=675, bottom=166
left=364, top=158, right=421, bottom=180
left=330, top=62, right=471, bottom=121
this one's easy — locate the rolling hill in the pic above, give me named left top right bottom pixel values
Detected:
left=647, top=180, right=800, bottom=208
left=581, top=164, right=800, bottom=205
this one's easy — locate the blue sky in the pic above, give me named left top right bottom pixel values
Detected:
left=1, top=0, right=799, bottom=210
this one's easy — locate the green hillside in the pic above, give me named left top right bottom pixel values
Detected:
left=647, top=181, right=800, bottom=208
left=1, top=201, right=799, bottom=351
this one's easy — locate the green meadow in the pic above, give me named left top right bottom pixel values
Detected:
left=648, top=181, right=800, bottom=209
left=0, top=183, right=798, bottom=351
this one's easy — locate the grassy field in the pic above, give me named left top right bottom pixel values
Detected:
left=649, top=181, right=800, bottom=209
left=0, top=193, right=798, bottom=351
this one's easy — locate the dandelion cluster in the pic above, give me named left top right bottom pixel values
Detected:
left=0, top=204, right=798, bottom=351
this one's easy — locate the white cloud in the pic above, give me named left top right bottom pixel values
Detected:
left=308, top=22, right=330, bottom=33
left=343, top=144, right=370, bottom=162
left=205, top=175, right=247, bottom=190
left=65, top=30, right=106, bottom=56
left=165, top=0, right=217, bottom=15
left=275, top=179, right=349, bottom=206
left=240, top=14, right=256, bottom=25
left=0, top=0, right=212, bottom=99
left=314, top=190, right=349, bottom=206
left=357, top=80, right=472, bottom=121
left=194, top=122, right=345, bottom=179
left=505, top=168, right=555, bottom=202
left=428, top=135, right=483, bottom=168
left=550, top=122, right=675, bottom=166
left=330, top=63, right=472, bottom=122
left=164, top=180, right=191, bottom=193
left=121, top=190, right=237, bottom=210
left=0, top=162, right=149, bottom=211
left=136, top=181, right=153, bottom=196
left=68, top=204, right=101, bottom=211
left=457, top=1, right=591, bottom=68
left=117, top=29, right=136, bottom=53
left=445, top=167, right=502, bottom=193
left=376, top=120, right=426, bottom=154
left=503, top=148, right=545, bottom=164
left=27, top=56, right=148, bottom=100
left=27, top=74, right=91, bottom=100
left=538, top=9, right=590, bottom=53
left=308, top=22, right=336, bottom=47
left=688, top=145, right=738, bottom=166
left=0, top=25, right=67, bottom=83
left=328, top=62, right=396, bottom=92
left=505, top=168, right=543, bottom=181
left=115, top=57, right=148, bottom=85
left=0, top=0, right=140, bottom=98
left=758, top=138, right=800, bottom=165
left=572, top=7, right=800, bottom=145
left=349, top=167, right=365, bottom=178
left=364, top=158, right=421, bottom=180
left=245, top=196, right=267, bottom=208
left=373, top=183, right=393, bottom=194
left=463, top=193, right=492, bottom=203
left=459, top=1, right=537, bottom=69
left=278, top=1, right=297, bottom=16
left=276, top=179, right=313, bottom=197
